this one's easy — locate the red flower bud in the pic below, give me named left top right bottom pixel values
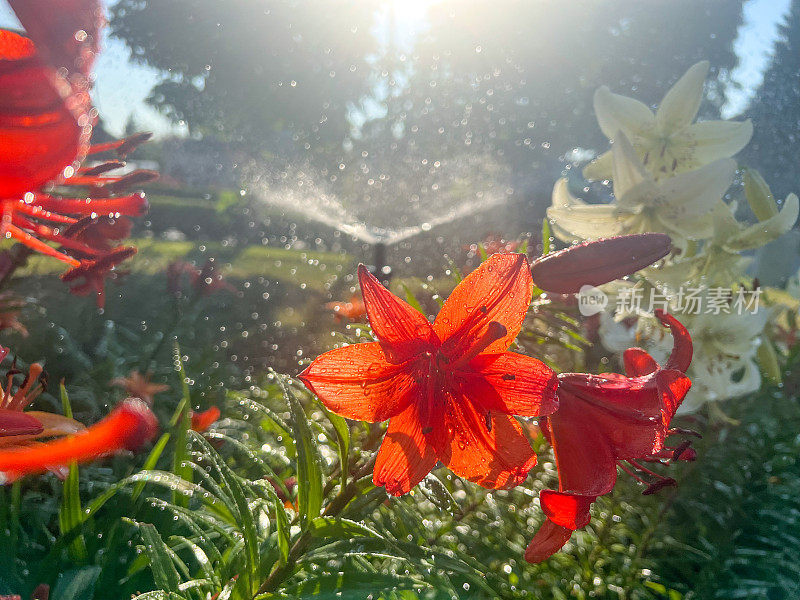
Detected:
left=530, top=233, right=672, bottom=294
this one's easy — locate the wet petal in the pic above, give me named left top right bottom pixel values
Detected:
left=358, top=265, right=438, bottom=362
left=0, top=31, right=83, bottom=199
left=593, top=85, right=654, bottom=140
left=434, top=253, right=532, bottom=359
left=299, top=342, right=419, bottom=423
left=0, top=399, right=158, bottom=483
left=655, top=310, right=692, bottom=373
left=8, top=0, right=103, bottom=76
left=0, top=408, right=43, bottom=437
left=191, top=407, right=221, bottom=433
left=623, top=348, right=659, bottom=377
left=25, top=411, right=84, bottom=437
left=524, top=519, right=574, bottom=563
left=540, top=490, right=594, bottom=529
left=459, top=352, right=558, bottom=417
left=436, top=393, right=537, bottom=489
left=655, top=369, right=692, bottom=424
left=548, top=179, right=626, bottom=241
left=373, top=404, right=439, bottom=496
left=544, top=385, right=618, bottom=496
left=655, top=61, right=708, bottom=132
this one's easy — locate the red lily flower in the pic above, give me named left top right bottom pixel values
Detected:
left=7, top=0, right=103, bottom=78
left=0, top=4, right=154, bottom=307
left=111, top=370, right=170, bottom=406
left=0, top=398, right=158, bottom=483
left=300, top=253, right=559, bottom=495
left=324, top=293, right=366, bottom=323
left=524, top=309, right=694, bottom=563
left=0, top=352, right=85, bottom=448
left=190, top=406, right=221, bottom=433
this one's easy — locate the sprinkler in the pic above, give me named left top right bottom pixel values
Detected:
left=369, top=241, right=392, bottom=286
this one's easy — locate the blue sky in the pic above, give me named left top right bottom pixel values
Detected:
left=0, top=0, right=792, bottom=137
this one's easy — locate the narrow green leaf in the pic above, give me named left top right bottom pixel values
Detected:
left=319, top=403, right=349, bottom=490
left=51, top=566, right=101, bottom=600
left=400, top=283, right=426, bottom=316
left=132, top=432, right=172, bottom=502
left=136, top=522, right=182, bottom=593
left=172, top=341, right=193, bottom=508
left=275, top=497, right=290, bottom=566
left=309, top=517, right=384, bottom=540
left=542, top=217, right=552, bottom=255
left=275, top=372, right=324, bottom=526
left=57, top=383, right=87, bottom=561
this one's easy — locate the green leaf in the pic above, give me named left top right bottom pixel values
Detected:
left=400, top=283, right=426, bottom=316
left=542, top=217, right=552, bottom=255
left=275, top=497, right=290, bottom=566
left=319, top=403, right=350, bottom=490
left=51, top=567, right=101, bottom=600
left=135, top=522, right=182, bottom=593
left=284, top=572, right=426, bottom=598
left=309, top=517, right=384, bottom=540
left=171, top=341, right=193, bottom=508
left=132, top=432, right=172, bottom=502
left=57, top=383, right=88, bottom=561
left=276, top=372, right=324, bottom=526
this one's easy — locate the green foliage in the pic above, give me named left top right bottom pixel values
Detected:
left=648, top=375, right=800, bottom=599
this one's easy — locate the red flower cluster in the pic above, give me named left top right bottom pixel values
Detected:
left=300, top=234, right=693, bottom=562
left=525, top=309, right=693, bottom=562
left=0, top=1, right=154, bottom=307
left=0, top=346, right=158, bottom=482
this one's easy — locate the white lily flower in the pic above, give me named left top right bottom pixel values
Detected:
left=549, top=132, right=735, bottom=245
left=647, top=191, right=799, bottom=287
left=583, top=61, right=753, bottom=181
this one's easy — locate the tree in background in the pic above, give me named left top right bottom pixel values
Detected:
left=744, top=0, right=800, bottom=201
left=111, top=0, right=377, bottom=155
left=349, top=0, right=745, bottom=231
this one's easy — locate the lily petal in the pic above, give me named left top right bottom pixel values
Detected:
left=593, top=85, right=654, bottom=141
left=24, top=411, right=84, bottom=437
left=436, top=392, right=537, bottom=489
left=373, top=403, right=439, bottom=496
left=299, top=342, right=418, bottom=423
left=358, top=265, right=438, bottom=362
left=553, top=374, right=663, bottom=469
left=0, top=399, right=158, bottom=483
left=655, top=309, right=693, bottom=373
left=582, top=149, right=613, bottom=182
left=725, top=193, right=799, bottom=252
left=0, top=31, right=83, bottom=199
left=434, top=253, right=532, bottom=359
left=0, top=408, right=43, bottom=437
left=458, top=351, right=558, bottom=417
left=655, top=61, right=708, bottom=132
left=679, top=119, right=753, bottom=167
left=548, top=179, right=626, bottom=241
left=540, top=489, right=594, bottom=530
left=524, top=518, right=574, bottom=563
left=612, top=133, right=653, bottom=200
left=623, top=348, right=659, bottom=377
